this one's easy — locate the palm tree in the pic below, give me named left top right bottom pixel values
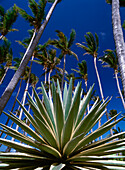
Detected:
left=76, top=32, right=109, bottom=127
left=0, top=80, right=125, bottom=169
left=0, top=0, right=61, bottom=114
left=0, top=4, right=18, bottom=40
left=0, top=39, right=13, bottom=85
left=72, top=60, right=88, bottom=92
left=49, top=29, right=78, bottom=91
left=106, top=0, right=125, bottom=98
left=99, top=49, right=125, bottom=109
left=109, top=109, right=118, bottom=129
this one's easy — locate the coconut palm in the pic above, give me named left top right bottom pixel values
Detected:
left=0, top=39, right=13, bottom=85
left=76, top=32, right=109, bottom=128
left=49, top=29, right=78, bottom=91
left=0, top=4, right=18, bottom=40
left=99, top=49, right=125, bottom=109
left=0, top=0, right=61, bottom=114
left=106, top=0, right=125, bottom=98
left=0, top=80, right=125, bottom=169
left=18, top=0, right=46, bottom=31
left=72, top=60, right=88, bottom=92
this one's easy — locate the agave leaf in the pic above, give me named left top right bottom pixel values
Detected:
left=68, top=155, right=125, bottom=162
left=90, top=160, right=125, bottom=166
left=27, top=98, right=48, bottom=126
left=61, top=82, right=81, bottom=149
left=73, top=98, right=104, bottom=138
left=0, top=138, right=42, bottom=155
left=78, top=131, right=125, bottom=152
left=3, top=111, right=44, bottom=143
left=84, top=98, right=111, bottom=134
left=57, top=79, right=63, bottom=104
left=51, top=80, right=64, bottom=144
left=100, top=112, right=121, bottom=128
left=16, top=99, right=39, bottom=130
left=50, top=164, right=65, bottom=170
left=64, top=78, right=73, bottom=120
left=0, top=152, right=50, bottom=160
left=32, top=88, right=55, bottom=133
left=54, top=91, right=64, bottom=147
left=78, top=139, right=125, bottom=156
left=0, top=125, right=42, bottom=149
left=33, top=115, right=58, bottom=149
left=41, top=82, right=56, bottom=131
left=72, top=116, right=124, bottom=154
left=63, top=81, right=68, bottom=108
left=37, top=144, right=61, bottom=159
left=75, top=84, right=94, bottom=128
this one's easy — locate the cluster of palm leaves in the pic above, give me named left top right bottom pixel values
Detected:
left=0, top=80, right=125, bottom=169
left=0, top=4, right=18, bottom=39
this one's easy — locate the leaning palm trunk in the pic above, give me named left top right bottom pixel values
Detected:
left=94, top=57, right=111, bottom=135
left=0, top=67, right=9, bottom=85
left=112, top=0, right=125, bottom=98
left=115, top=70, right=125, bottom=109
left=61, top=54, right=66, bottom=92
left=0, top=0, right=59, bottom=114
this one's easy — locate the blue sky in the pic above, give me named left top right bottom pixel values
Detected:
left=0, top=0, right=125, bottom=136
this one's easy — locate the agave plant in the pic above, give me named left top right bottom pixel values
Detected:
left=0, top=79, right=125, bottom=169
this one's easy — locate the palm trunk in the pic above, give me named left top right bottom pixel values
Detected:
left=0, top=0, right=59, bottom=114
left=112, top=0, right=125, bottom=98
left=0, top=67, right=9, bottom=85
left=14, top=56, right=34, bottom=133
left=94, top=57, right=109, bottom=129
left=45, top=68, right=47, bottom=84
left=48, top=69, right=52, bottom=88
left=85, top=79, right=89, bottom=113
left=0, top=35, right=4, bottom=40
left=115, top=70, right=125, bottom=109
left=61, top=54, right=66, bottom=92
left=94, top=57, right=104, bottom=101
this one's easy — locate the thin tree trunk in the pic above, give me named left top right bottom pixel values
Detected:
left=61, top=54, right=66, bottom=92
left=44, top=68, right=47, bottom=84
left=14, top=55, right=34, bottom=133
left=85, top=80, right=89, bottom=113
left=0, top=35, right=4, bottom=40
left=94, top=57, right=109, bottom=129
left=0, top=67, right=9, bottom=85
left=0, top=0, right=59, bottom=114
left=112, top=0, right=125, bottom=98
left=94, top=57, right=104, bottom=101
left=48, top=69, right=52, bottom=88
left=115, top=71, right=125, bottom=109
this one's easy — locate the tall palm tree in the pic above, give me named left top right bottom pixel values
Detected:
left=72, top=60, right=88, bottom=92
left=0, top=4, right=18, bottom=40
left=0, top=39, right=13, bottom=85
left=0, top=0, right=61, bottom=114
left=99, top=49, right=125, bottom=109
left=49, top=29, right=78, bottom=91
left=106, top=0, right=125, bottom=98
left=76, top=32, right=109, bottom=127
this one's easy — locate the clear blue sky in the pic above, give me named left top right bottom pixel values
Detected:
left=0, top=0, right=125, bottom=136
